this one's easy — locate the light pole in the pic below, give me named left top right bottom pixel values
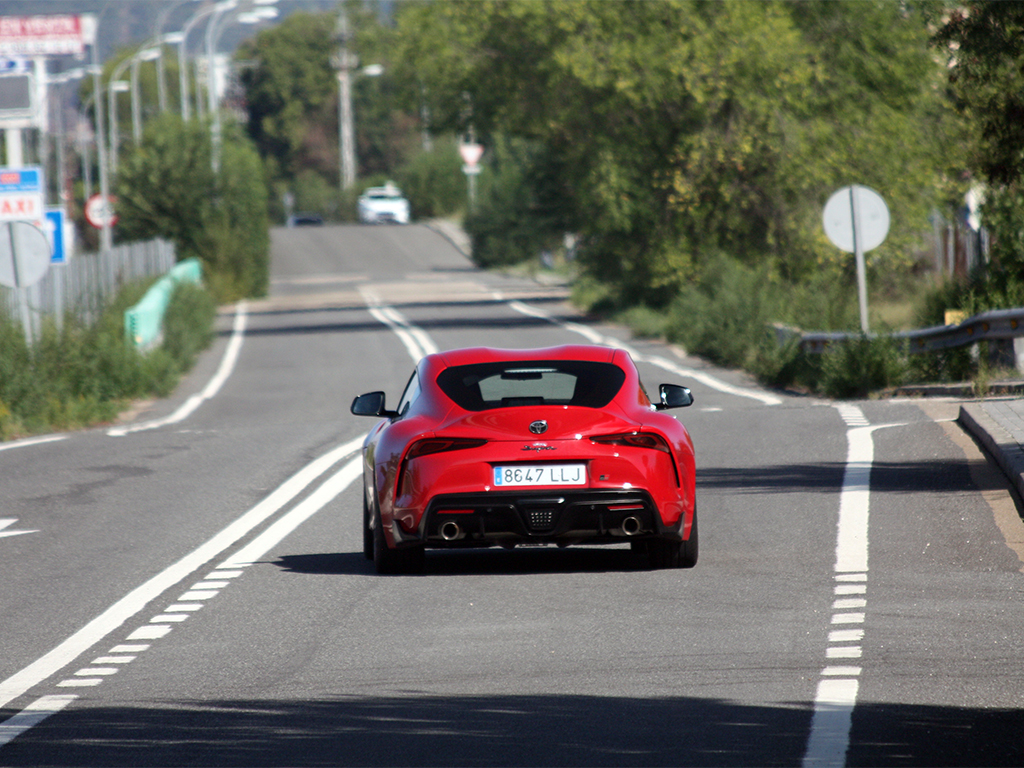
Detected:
left=206, top=1, right=277, bottom=172
left=332, top=10, right=383, bottom=193
left=332, top=9, right=356, bottom=191
left=130, top=47, right=160, bottom=142
left=106, top=54, right=133, bottom=176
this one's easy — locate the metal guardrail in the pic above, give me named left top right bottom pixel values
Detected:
left=0, top=239, right=176, bottom=336
left=791, top=308, right=1024, bottom=354
left=124, top=258, right=203, bottom=350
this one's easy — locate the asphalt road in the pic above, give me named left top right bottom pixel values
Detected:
left=1, top=223, right=1023, bottom=766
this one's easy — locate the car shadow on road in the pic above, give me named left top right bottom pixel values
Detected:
left=272, top=546, right=650, bottom=577
left=2, top=692, right=1021, bottom=766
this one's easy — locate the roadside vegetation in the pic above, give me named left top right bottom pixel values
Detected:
left=17, top=0, right=1016, bottom=424
left=226, top=0, right=1024, bottom=398
left=0, top=281, right=216, bottom=441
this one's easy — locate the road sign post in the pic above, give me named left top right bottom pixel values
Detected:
left=823, top=185, right=890, bottom=335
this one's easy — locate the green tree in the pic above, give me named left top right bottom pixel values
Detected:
left=115, top=114, right=270, bottom=300
left=389, top=0, right=952, bottom=305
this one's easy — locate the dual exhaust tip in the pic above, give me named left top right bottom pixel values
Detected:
left=439, top=515, right=643, bottom=541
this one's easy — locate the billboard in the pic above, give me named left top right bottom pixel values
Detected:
left=0, top=15, right=90, bottom=57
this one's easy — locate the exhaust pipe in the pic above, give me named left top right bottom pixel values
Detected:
left=440, top=521, right=462, bottom=541
left=621, top=516, right=642, bottom=536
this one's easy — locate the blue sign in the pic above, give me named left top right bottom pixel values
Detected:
left=45, top=208, right=65, bottom=264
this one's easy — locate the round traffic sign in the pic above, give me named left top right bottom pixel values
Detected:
left=0, top=220, right=51, bottom=288
left=85, top=193, right=118, bottom=229
left=823, top=185, right=889, bottom=253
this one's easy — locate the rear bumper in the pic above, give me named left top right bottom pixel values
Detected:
left=390, top=489, right=685, bottom=548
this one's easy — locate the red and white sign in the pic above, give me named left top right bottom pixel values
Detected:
left=85, top=193, right=117, bottom=229
left=459, top=142, right=484, bottom=167
left=0, top=16, right=87, bottom=56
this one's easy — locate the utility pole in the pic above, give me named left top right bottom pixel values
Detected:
left=332, top=8, right=356, bottom=191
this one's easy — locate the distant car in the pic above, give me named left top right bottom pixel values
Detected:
left=351, top=345, right=697, bottom=574
left=357, top=183, right=410, bottom=224
left=288, top=212, right=324, bottom=226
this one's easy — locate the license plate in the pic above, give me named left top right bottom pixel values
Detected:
left=493, top=464, right=586, bottom=487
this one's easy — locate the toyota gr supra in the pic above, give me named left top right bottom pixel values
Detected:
left=351, top=345, right=696, bottom=574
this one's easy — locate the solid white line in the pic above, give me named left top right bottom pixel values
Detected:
left=221, top=456, right=362, bottom=568
left=0, top=435, right=67, bottom=453
left=0, top=432, right=365, bottom=711
left=107, top=301, right=249, bottom=436
left=0, top=695, right=77, bottom=748
left=834, top=426, right=874, bottom=574
left=803, top=679, right=860, bottom=767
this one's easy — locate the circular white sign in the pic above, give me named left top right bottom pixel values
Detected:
left=823, top=185, right=889, bottom=253
left=0, top=221, right=52, bottom=288
left=85, top=193, right=118, bottom=229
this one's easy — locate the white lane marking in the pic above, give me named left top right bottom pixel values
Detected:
left=126, top=625, right=172, bottom=641
left=0, top=432, right=365, bottom=711
left=804, top=678, right=860, bottom=767
left=804, top=406, right=905, bottom=767
left=0, top=695, right=77, bottom=747
left=221, top=455, right=362, bottom=568
left=108, top=301, right=248, bottom=436
left=92, top=656, right=135, bottom=664
left=0, top=435, right=67, bottom=453
left=506, top=300, right=782, bottom=405
left=361, top=288, right=437, bottom=359
left=0, top=519, right=38, bottom=539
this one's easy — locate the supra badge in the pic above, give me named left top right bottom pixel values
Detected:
left=529, top=420, right=548, bottom=434
left=522, top=444, right=556, bottom=452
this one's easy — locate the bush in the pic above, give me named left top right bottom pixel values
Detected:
left=396, top=143, right=465, bottom=219
left=0, top=279, right=218, bottom=440
left=819, top=335, right=907, bottom=399
left=116, top=115, right=270, bottom=302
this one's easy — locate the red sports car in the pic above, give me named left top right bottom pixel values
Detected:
left=351, top=345, right=696, bottom=574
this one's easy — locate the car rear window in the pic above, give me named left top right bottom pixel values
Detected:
left=436, top=360, right=626, bottom=411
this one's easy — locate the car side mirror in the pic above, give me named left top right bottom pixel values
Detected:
left=351, top=391, right=399, bottom=418
left=656, top=384, right=693, bottom=409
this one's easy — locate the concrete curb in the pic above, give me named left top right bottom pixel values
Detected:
left=958, top=402, right=1024, bottom=502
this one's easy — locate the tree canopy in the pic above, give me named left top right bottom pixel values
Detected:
left=385, top=0, right=958, bottom=303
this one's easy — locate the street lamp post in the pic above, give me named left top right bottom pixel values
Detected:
left=130, top=48, right=160, bottom=142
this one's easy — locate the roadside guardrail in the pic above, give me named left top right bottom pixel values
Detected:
left=783, top=307, right=1024, bottom=355
left=124, top=258, right=203, bottom=350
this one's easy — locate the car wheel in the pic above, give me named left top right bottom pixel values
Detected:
left=372, top=502, right=425, bottom=575
left=362, top=488, right=374, bottom=561
left=647, top=507, right=698, bottom=569
left=679, top=507, right=698, bottom=569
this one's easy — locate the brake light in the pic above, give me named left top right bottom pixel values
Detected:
left=406, top=437, right=487, bottom=459
left=590, top=432, right=670, bottom=453
left=397, top=438, right=487, bottom=501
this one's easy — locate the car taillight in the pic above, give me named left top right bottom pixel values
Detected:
left=406, top=437, right=487, bottom=459
left=590, top=432, right=671, bottom=453
left=397, top=438, right=488, bottom=501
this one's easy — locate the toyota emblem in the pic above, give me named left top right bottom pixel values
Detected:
left=529, top=420, right=548, bottom=435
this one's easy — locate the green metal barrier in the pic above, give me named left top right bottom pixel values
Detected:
left=124, top=258, right=203, bottom=350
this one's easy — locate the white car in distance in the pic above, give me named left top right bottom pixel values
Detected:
left=358, top=183, right=410, bottom=224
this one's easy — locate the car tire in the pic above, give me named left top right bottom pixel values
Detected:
left=372, top=502, right=425, bottom=575
left=679, top=507, right=698, bottom=569
left=647, top=507, right=698, bottom=569
left=362, top=488, right=374, bottom=561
